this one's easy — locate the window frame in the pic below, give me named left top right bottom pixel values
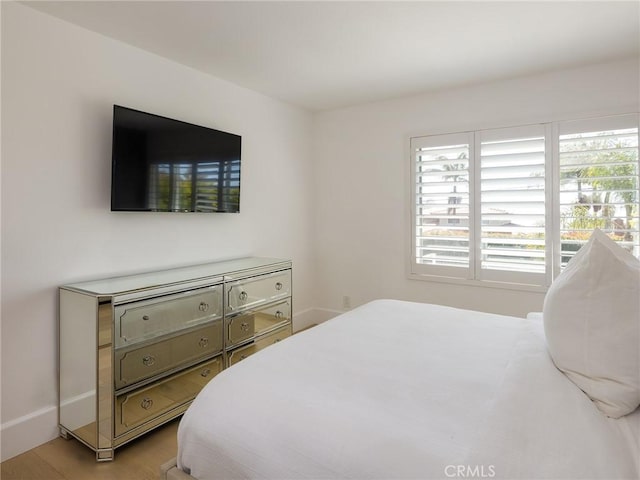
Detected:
left=408, top=113, right=639, bottom=292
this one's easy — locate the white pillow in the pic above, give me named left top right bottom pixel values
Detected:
left=543, top=229, right=640, bottom=418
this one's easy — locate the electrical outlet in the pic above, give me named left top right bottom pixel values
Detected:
left=342, top=295, right=351, bottom=310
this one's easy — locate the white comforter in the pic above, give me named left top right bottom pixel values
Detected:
left=177, top=300, right=640, bottom=479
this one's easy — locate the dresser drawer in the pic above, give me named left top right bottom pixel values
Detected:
left=115, top=321, right=222, bottom=389
left=115, top=285, right=223, bottom=348
left=226, top=300, right=291, bottom=347
left=115, top=356, right=223, bottom=437
left=227, top=313, right=255, bottom=346
left=172, top=324, right=223, bottom=366
left=226, top=270, right=291, bottom=313
left=227, top=325, right=291, bottom=367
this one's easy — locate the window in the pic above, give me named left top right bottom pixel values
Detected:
left=410, top=114, right=639, bottom=289
left=557, top=117, right=639, bottom=270
left=478, top=126, right=549, bottom=285
left=413, top=133, right=472, bottom=277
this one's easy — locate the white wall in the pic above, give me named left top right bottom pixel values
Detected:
left=0, top=2, right=315, bottom=460
left=313, top=58, right=640, bottom=317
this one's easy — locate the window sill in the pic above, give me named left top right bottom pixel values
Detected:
left=407, top=271, right=549, bottom=294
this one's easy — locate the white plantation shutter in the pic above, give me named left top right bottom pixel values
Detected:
left=411, top=133, right=473, bottom=278
left=557, top=115, right=639, bottom=270
left=478, top=125, right=549, bottom=285
left=410, top=114, right=639, bottom=288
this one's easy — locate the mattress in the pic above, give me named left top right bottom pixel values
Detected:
left=177, top=299, right=640, bottom=479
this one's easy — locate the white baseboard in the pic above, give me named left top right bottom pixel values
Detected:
left=1, top=307, right=344, bottom=461
left=1, top=405, right=59, bottom=462
left=293, top=307, right=341, bottom=332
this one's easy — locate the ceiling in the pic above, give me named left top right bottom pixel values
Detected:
left=23, top=1, right=640, bottom=111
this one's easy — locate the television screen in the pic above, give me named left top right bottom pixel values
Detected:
left=111, top=105, right=241, bottom=213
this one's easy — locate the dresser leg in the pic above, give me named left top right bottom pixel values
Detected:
left=96, top=448, right=115, bottom=462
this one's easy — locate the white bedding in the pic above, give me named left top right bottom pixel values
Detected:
left=177, top=300, right=640, bottom=479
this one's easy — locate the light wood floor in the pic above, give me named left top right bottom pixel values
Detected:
left=0, top=419, right=179, bottom=480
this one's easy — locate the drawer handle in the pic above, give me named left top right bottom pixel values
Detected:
left=240, top=322, right=250, bottom=332
left=140, top=397, right=153, bottom=410
left=142, top=355, right=156, bottom=366
left=142, top=315, right=150, bottom=321
left=198, top=302, right=209, bottom=312
left=201, top=368, right=211, bottom=377
left=198, top=337, right=209, bottom=348
left=239, top=291, right=248, bottom=301
left=275, top=310, right=284, bottom=320
left=275, top=282, right=283, bottom=291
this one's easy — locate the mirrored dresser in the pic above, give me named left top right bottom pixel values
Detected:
left=59, top=257, right=292, bottom=460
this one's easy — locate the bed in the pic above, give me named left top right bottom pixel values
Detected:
left=162, top=298, right=640, bottom=480
left=163, top=229, right=640, bottom=479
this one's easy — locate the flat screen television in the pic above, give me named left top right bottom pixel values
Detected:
left=111, top=105, right=241, bottom=213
